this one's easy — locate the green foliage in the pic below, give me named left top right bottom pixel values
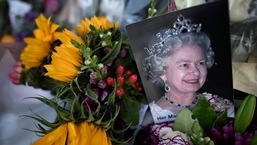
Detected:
left=251, top=134, right=257, bottom=145
left=192, top=98, right=217, bottom=131
left=21, top=15, right=147, bottom=144
left=234, top=95, right=256, bottom=133
left=173, top=98, right=230, bottom=145
left=121, top=94, right=141, bottom=126
left=190, top=121, right=214, bottom=145
left=173, top=108, right=196, bottom=136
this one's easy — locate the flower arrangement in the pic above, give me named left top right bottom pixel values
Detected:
left=15, top=14, right=147, bottom=144
left=8, top=1, right=257, bottom=145
left=134, top=95, right=257, bottom=145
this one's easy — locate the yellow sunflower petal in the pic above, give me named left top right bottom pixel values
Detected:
left=31, top=124, right=68, bottom=145
left=76, top=16, right=118, bottom=36
left=21, top=38, right=51, bottom=70
left=78, top=122, right=91, bottom=144
left=44, top=30, right=84, bottom=82
left=60, top=29, right=85, bottom=45
left=67, top=122, right=80, bottom=145
left=89, top=123, right=112, bottom=145
left=34, top=14, right=60, bottom=43
left=78, top=122, right=112, bottom=145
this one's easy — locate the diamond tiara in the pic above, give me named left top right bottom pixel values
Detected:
left=145, top=15, right=202, bottom=55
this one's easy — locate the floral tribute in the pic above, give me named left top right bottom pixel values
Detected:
left=16, top=14, right=147, bottom=145
left=133, top=95, right=257, bottom=145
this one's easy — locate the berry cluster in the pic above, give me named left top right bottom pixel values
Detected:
left=107, top=65, right=143, bottom=97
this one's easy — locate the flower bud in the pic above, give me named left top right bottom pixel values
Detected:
left=129, top=74, right=138, bottom=84
left=116, top=88, right=125, bottom=97
left=118, top=47, right=127, bottom=58
left=101, top=66, right=108, bottom=75
left=116, top=65, right=125, bottom=75
left=92, top=55, right=98, bottom=62
left=90, top=72, right=97, bottom=79
left=85, top=47, right=92, bottom=54
left=97, top=63, right=104, bottom=69
left=98, top=80, right=106, bottom=89
left=84, top=60, right=91, bottom=65
left=100, top=90, right=108, bottom=101
left=117, top=75, right=125, bottom=84
left=102, top=47, right=110, bottom=54
left=102, top=41, right=107, bottom=46
left=106, top=77, right=115, bottom=86
left=107, top=31, right=112, bottom=36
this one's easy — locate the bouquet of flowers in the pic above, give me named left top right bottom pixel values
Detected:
left=134, top=94, right=257, bottom=145
left=12, top=14, right=147, bottom=144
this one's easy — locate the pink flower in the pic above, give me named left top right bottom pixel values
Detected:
left=8, top=62, right=23, bottom=85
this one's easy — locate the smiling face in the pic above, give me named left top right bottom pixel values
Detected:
left=161, top=45, right=207, bottom=96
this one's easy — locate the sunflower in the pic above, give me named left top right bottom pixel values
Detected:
left=32, top=122, right=112, bottom=145
left=76, top=16, right=119, bottom=36
left=44, top=29, right=85, bottom=82
left=33, top=14, right=61, bottom=43
left=21, top=38, right=51, bottom=70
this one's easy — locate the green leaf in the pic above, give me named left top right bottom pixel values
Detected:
left=120, top=94, right=141, bottom=126
left=71, top=39, right=86, bottom=50
left=192, top=98, right=217, bottom=131
left=173, top=108, right=196, bottom=136
left=213, top=109, right=228, bottom=127
left=107, top=81, right=117, bottom=105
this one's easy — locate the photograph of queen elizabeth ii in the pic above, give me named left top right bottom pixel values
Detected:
left=126, top=0, right=234, bottom=129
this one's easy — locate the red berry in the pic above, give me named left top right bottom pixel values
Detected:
left=125, top=70, right=133, bottom=77
left=116, top=88, right=125, bottom=97
left=137, top=86, right=143, bottom=92
left=117, top=75, right=125, bottom=84
left=106, top=77, right=115, bottom=86
left=116, top=65, right=125, bottom=75
left=129, top=74, right=138, bottom=84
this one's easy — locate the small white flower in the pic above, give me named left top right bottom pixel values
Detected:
left=97, top=63, right=104, bottom=69
left=102, top=41, right=107, bottom=46
left=99, top=34, right=104, bottom=38
left=84, top=60, right=91, bottom=65
left=107, top=31, right=112, bottom=36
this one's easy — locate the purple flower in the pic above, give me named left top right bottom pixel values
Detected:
left=82, top=95, right=98, bottom=111
left=92, top=88, right=100, bottom=96
left=100, top=90, right=108, bottom=101
left=97, top=80, right=106, bottom=89
left=15, top=31, right=33, bottom=42
left=25, top=11, right=37, bottom=22
left=235, top=131, right=254, bottom=145
left=118, top=47, right=127, bottom=58
left=90, top=72, right=97, bottom=79
left=106, top=61, right=113, bottom=66
left=89, top=78, right=97, bottom=84
left=102, top=47, right=111, bottom=54
left=148, top=122, right=174, bottom=144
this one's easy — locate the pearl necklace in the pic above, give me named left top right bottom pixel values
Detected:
left=163, top=93, right=200, bottom=108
